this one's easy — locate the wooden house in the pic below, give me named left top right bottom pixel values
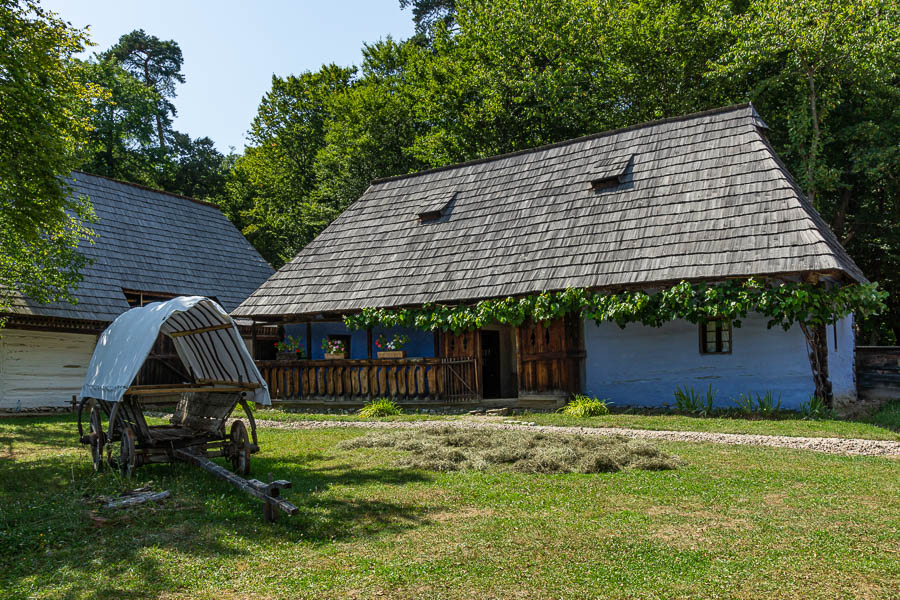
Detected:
left=233, top=105, right=865, bottom=410
left=0, top=172, right=276, bottom=411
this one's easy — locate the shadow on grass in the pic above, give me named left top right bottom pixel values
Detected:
left=0, top=420, right=439, bottom=599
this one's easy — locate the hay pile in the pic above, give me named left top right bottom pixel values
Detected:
left=338, top=426, right=681, bottom=474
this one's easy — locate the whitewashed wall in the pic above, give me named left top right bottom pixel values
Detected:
left=582, top=314, right=855, bottom=411
left=0, top=329, right=97, bottom=410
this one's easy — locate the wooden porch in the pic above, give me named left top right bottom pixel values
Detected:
left=256, top=357, right=480, bottom=404
left=253, top=315, right=585, bottom=408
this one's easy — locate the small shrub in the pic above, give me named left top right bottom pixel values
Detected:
left=358, top=397, right=402, bottom=418
left=799, top=395, right=833, bottom=420
left=733, top=391, right=783, bottom=415
left=754, top=390, right=782, bottom=414
left=559, top=394, right=610, bottom=418
left=673, top=384, right=716, bottom=415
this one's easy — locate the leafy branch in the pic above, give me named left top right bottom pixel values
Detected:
left=343, top=279, right=887, bottom=333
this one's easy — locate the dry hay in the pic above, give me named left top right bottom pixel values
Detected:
left=338, top=426, right=682, bottom=474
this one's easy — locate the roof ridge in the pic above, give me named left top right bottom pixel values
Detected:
left=70, top=170, right=222, bottom=210
left=370, top=103, right=754, bottom=185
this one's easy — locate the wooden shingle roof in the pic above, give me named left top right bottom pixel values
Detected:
left=9, top=172, right=274, bottom=323
left=233, top=104, right=865, bottom=321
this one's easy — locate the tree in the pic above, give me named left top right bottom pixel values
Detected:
left=0, top=0, right=97, bottom=323
left=312, top=38, right=425, bottom=209
left=400, top=0, right=456, bottom=36
left=103, top=29, right=184, bottom=150
left=219, top=65, right=354, bottom=266
left=75, top=56, right=159, bottom=185
left=158, top=133, right=230, bottom=199
left=712, top=0, right=900, bottom=341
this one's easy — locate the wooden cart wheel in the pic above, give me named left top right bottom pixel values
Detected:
left=88, top=401, right=105, bottom=472
left=230, top=420, right=251, bottom=476
left=108, top=426, right=137, bottom=477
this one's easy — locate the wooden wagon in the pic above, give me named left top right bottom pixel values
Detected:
left=76, top=296, right=297, bottom=521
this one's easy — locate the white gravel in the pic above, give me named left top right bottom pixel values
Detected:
left=243, top=417, right=900, bottom=458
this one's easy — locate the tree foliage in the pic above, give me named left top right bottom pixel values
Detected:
left=75, top=29, right=230, bottom=202
left=342, top=279, right=888, bottom=334
left=0, top=0, right=98, bottom=321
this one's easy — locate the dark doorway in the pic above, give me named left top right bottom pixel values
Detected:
left=481, top=330, right=501, bottom=398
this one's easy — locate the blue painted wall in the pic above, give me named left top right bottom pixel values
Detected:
left=283, top=323, right=436, bottom=359
left=582, top=313, right=855, bottom=410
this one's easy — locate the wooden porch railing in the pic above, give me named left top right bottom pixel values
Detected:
left=255, top=357, right=479, bottom=403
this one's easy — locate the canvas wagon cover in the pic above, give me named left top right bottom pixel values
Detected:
left=81, top=296, right=270, bottom=405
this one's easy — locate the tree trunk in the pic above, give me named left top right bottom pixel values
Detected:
left=803, top=62, right=820, bottom=208
left=799, top=322, right=832, bottom=407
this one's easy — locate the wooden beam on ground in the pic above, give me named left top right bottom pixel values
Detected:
left=173, top=449, right=298, bottom=516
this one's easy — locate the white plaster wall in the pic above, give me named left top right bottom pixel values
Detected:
left=826, top=314, right=856, bottom=404
left=583, top=313, right=854, bottom=410
left=0, top=329, right=97, bottom=410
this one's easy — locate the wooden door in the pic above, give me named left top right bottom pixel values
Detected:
left=441, top=330, right=481, bottom=398
left=516, top=315, right=584, bottom=395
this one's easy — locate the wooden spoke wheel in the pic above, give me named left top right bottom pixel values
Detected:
left=108, top=426, right=137, bottom=477
left=230, top=420, right=251, bottom=476
left=88, top=402, right=105, bottom=473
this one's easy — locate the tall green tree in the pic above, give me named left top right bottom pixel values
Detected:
left=712, top=0, right=900, bottom=341
left=75, top=56, right=159, bottom=184
left=0, top=0, right=97, bottom=322
left=219, top=65, right=354, bottom=266
left=103, top=29, right=185, bottom=150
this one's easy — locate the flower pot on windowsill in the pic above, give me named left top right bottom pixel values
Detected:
left=325, top=352, right=347, bottom=360
left=377, top=350, right=406, bottom=359
left=277, top=351, right=304, bottom=361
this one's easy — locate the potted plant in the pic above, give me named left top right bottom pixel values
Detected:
left=275, top=335, right=306, bottom=360
left=322, top=338, right=348, bottom=359
left=375, top=333, right=409, bottom=359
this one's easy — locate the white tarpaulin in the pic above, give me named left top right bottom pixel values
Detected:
left=81, top=296, right=270, bottom=405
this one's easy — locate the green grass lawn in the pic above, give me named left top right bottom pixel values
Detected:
left=241, top=404, right=900, bottom=441
left=2, top=415, right=897, bottom=599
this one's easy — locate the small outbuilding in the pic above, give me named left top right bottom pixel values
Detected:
left=233, top=105, right=865, bottom=411
left=0, top=173, right=276, bottom=411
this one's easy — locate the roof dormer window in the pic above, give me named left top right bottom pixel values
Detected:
left=590, top=153, right=633, bottom=191
left=417, top=191, right=456, bottom=222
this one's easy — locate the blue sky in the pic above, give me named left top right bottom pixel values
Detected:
left=43, top=0, right=416, bottom=152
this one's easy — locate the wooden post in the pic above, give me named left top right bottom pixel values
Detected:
left=305, top=322, right=312, bottom=358
left=367, top=328, right=373, bottom=359
left=474, top=329, right=483, bottom=399
left=433, top=330, right=440, bottom=357
left=250, top=322, right=257, bottom=359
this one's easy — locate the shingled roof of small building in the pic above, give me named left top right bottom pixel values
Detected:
left=233, top=104, right=865, bottom=321
left=8, top=172, right=274, bottom=323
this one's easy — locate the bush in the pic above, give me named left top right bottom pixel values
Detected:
left=358, top=398, right=402, bottom=418
left=559, top=394, right=610, bottom=417
left=673, top=384, right=716, bottom=415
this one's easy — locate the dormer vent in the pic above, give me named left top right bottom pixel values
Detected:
left=590, top=153, right=633, bottom=191
left=417, top=191, right=456, bottom=222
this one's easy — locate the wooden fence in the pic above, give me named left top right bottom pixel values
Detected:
left=255, top=357, right=479, bottom=403
left=856, top=346, right=900, bottom=401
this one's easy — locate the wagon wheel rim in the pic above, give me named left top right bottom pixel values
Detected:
left=88, top=402, right=105, bottom=472
left=108, top=426, right=137, bottom=477
left=230, top=420, right=251, bottom=476
left=118, top=427, right=137, bottom=478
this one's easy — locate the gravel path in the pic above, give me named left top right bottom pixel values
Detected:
left=245, top=417, right=900, bottom=458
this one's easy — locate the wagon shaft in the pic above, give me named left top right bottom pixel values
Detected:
left=174, top=448, right=299, bottom=517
